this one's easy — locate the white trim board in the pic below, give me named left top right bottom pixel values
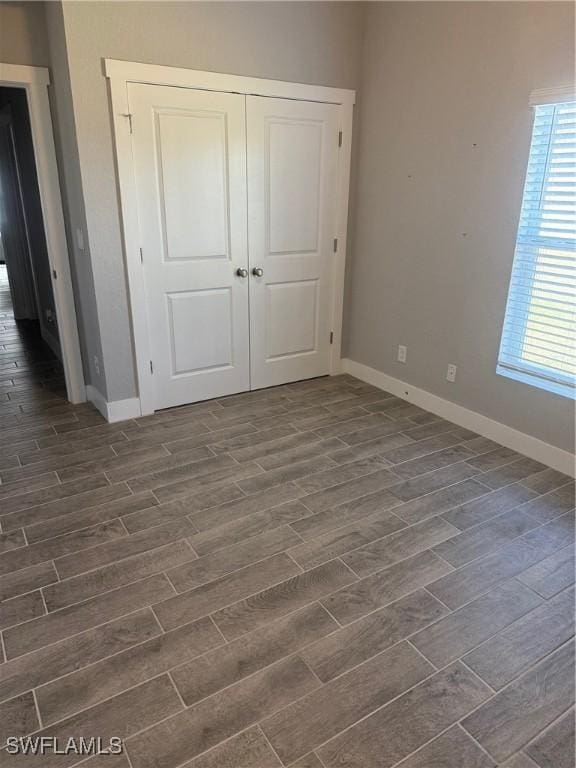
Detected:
left=530, top=85, right=575, bottom=106
left=0, top=62, right=86, bottom=403
left=86, top=385, right=141, bottom=423
left=105, top=59, right=355, bottom=107
left=341, top=358, right=575, bottom=478
left=106, top=59, right=355, bottom=415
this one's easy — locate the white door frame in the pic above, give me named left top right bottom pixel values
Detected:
left=105, top=59, right=355, bottom=415
left=0, top=63, right=85, bottom=403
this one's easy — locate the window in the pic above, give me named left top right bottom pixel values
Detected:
left=497, top=99, right=576, bottom=398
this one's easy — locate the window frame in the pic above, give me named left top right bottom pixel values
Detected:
left=497, top=87, right=576, bottom=399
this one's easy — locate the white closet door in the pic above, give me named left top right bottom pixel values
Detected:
left=128, top=84, right=249, bottom=410
left=246, top=96, right=340, bottom=390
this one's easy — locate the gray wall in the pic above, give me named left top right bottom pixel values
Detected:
left=0, top=1, right=50, bottom=67
left=344, top=1, right=575, bottom=452
left=58, top=0, right=366, bottom=401
left=0, top=0, right=104, bottom=390
left=44, top=1, right=106, bottom=394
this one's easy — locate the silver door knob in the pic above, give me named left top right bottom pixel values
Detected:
left=252, top=267, right=264, bottom=277
left=236, top=267, right=248, bottom=278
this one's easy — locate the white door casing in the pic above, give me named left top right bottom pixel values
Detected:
left=128, top=84, right=250, bottom=409
left=246, top=96, right=340, bottom=389
left=0, top=63, right=85, bottom=404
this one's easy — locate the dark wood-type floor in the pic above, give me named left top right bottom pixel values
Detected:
left=0, top=266, right=574, bottom=768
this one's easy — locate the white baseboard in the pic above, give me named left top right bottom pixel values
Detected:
left=341, top=358, right=575, bottom=478
left=86, top=385, right=141, bottom=423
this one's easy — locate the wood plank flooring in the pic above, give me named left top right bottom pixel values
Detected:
left=0, top=277, right=574, bottom=767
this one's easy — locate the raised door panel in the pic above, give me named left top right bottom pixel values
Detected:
left=247, top=96, right=340, bottom=389
left=157, top=111, right=230, bottom=261
left=167, top=289, right=233, bottom=374
left=268, top=120, right=322, bottom=255
left=129, top=84, right=249, bottom=409
left=266, top=280, right=319, bottom=359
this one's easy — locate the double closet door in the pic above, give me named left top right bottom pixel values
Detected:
left=129, top=83, right=340, bottom=411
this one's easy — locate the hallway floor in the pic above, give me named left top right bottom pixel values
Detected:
left=0, top=277, right=574, bottom=767
left=0, top=263, right=65, bottom=406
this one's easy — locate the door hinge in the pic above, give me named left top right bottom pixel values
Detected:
left=52, top=269, right=57, bottom=280
left=122, top=113, right=133, bottom=134
left=338, top=130, right=343, bottom=148
left=139, top=247, right=143, bottom=263
left=333, top=238, right=338, bottom=253
left=149, top=360, right=154, bottom=374
left=330, top=331, right=334, bottom=345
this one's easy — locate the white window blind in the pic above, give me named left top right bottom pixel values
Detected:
left=497, top=100, right=576, bottom=398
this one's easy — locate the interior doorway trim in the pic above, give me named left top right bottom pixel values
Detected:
left=0, top=62, right=85, bottom=403
left=106, top=59, right=355, bottom=415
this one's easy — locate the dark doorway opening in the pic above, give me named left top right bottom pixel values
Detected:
left=0, top=86, right=65, bottom=403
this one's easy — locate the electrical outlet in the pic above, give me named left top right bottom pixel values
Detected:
left=397, top=345, right=407, bottom=364
left=446, top=364, right=457, bottom=383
